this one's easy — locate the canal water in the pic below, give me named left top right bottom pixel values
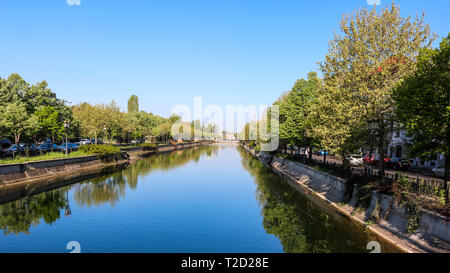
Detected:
left=0, top=145, right=399, bottom=253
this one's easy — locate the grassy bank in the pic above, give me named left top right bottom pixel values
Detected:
left=0, top=151, right=94, bottom=165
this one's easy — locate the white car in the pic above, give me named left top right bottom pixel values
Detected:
left=431, top=165, right=445, bottom=178
left=79, top=139, right=91, bottom=145
left=347, top=154, right=363, bottom=166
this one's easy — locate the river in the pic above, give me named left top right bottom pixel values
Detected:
left=0, top=144, right=399, bottom=253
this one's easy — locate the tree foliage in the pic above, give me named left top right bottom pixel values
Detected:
left=127, top=94, right=139, bottom=113
left=394, top=34, right=450, bottom=201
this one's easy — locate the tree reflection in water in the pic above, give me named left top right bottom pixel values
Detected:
left=0, top=190, right=68, bottom=235
left=238, top=147, right=379, bottom=253
left=0, top=145, right=218, bottom=235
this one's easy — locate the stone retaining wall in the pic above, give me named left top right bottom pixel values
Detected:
left=244, top=145, right=449, bottom=252
left=0, top=156, right=98, bottom=175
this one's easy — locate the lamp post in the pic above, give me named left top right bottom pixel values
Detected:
left=367, top=119, right=380, bottom=171
left=64, top=120, right=70, bottom=156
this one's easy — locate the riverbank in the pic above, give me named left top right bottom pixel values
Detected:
left=242, top=145, right=450, bottom=253
left=0, top=142, right=208, bottom=204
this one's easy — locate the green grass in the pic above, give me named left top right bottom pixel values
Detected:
left=118, top=143, right=172, bottom=149
left=0, top=151, right=94, bottom=165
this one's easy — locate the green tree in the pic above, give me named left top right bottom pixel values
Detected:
left=35, top=106, right=64, bottom=146
left=72, top=103, right=104, bottom=144
left=394, top=34, right=450, bottom=202
left=318, top=3, right=435, bottom=181
left=0, top=73, right=29, bottom=106
left=127, top=94, right=139, bottom=113
left=278, top=72, right=321, bottom=158
left=0, top=102, right=36, bottom=152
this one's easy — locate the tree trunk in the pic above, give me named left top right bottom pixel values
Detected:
left=445, top=154, right=449, bottom=204
left=308, top=146, right=313, bottom=159
left=323, top=150, right=327, bottom=164
left=378, top=119, right=386, bottom=183
left=14, top=133, right=20, bottom=154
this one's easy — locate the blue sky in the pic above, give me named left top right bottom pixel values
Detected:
left=1, top=0, right=449, bottom=119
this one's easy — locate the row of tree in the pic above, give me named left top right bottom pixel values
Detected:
left=72, top=99, right=180, bottom=144
left=0, top=74, right=181, bottom=148
left=0, top=73, right=74, bottom=147
left=242, top=3, right=449, bottom=198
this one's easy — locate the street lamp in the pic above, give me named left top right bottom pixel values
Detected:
left=64, top=120, right=70, bottom=156
left=367, top=119, right=380, bottom=167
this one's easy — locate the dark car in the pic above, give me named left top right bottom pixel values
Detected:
left=4, top=144, right=25, bottom=156
left=37, top=143, right=59, bottom=153
left=0, top=139, right=12, bottom=157
left=23, top=143, right=38, bottom=155
left=314, top=150, right=329, bottom=156
left=386, top=158, right=411, bottom=171
left=57, top=143, right=79, bottom=153
left=365, top=155, right=389, bottom=166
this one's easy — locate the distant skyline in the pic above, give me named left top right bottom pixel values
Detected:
left=1, top=0, right=449, bottom=122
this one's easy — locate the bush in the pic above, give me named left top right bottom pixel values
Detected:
left=139, top=143, right=157, bottom=151
left=79, top=145, right=123, bottom=162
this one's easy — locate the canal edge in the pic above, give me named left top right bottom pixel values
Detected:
left=241, top=145, right=444, bottom=253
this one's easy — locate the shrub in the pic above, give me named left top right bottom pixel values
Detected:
left=139, top=143, right=157, bottom=151
left=79, top=145, right=123, bottom=162
left=254, top=144, right=261, bottom=152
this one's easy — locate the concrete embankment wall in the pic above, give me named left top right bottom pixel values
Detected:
left=158, top=142, right=203, bottom=153
left=245, top=146, right=449, bottom=253
left=0, top=156, right=98, bottom=176
left=0, top=142, right=206, bottom=178
left=0, top=142, right=209, bottom=202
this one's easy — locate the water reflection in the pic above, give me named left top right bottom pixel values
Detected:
left=238, top=147, right=392, bottom=253
left=0, top=145, right=218, bottom=234
left=0, top=191, right=68, bottom=235
left=73, top=145, right=218, bottom=207
left=0, top=145, right=398, bottom=253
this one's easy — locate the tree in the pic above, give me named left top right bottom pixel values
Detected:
left=72, top=103, right=103, bottom=144
left=394, top=34, right=450, bottom=203
left=100, top=101, right=123, bottom=143
left=319, top=3, right=435, bottom=181
left=127, top=94, right=139, bottom=113
left=0, top=73, right=29, bottom=106
left=0, top=102, right=36, bottom=152
left=35, top=106, right=64, bottom=146
left=153, top=122, right=171, bottom=143
left=285, top=72, right=321, bottom=158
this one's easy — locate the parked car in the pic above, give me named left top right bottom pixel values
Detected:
left=431, top=165, right=445, bottom=178
left=0, top=139, right=11, bottom=148
left=79, top=139, right=92, bottom=145
left=364, top=155, right=389, bottom=166
left=3, top=143, right=37, bottom=156
left=314, top=150, right=329, bottom=156
left=346, top=154, right=363, bottom=166
left=57, top=143, right=79, bottom=153
left=37, top=143, right=59, bottom=153
left=131, top=140, right=141, bottom=144
left=22, top=143, right=38, bottom=155
left=386, top=158, right=411, bottom=171
left=5, top=144, right=24, bottom=154
left=0, top=139, right=12, bottom=157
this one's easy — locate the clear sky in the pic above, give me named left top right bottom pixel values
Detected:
left=1, top=0, right=449, bottom=120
